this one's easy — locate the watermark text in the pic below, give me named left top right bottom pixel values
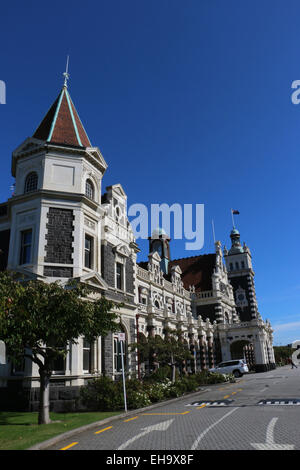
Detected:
left=0, top=80, right=6, bottom=104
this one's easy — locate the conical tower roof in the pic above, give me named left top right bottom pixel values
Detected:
left=32, top=86, right=91, bottom=148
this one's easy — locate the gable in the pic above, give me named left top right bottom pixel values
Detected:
left=113, top=244, right=130, bottom=258
left=77, top=271, right=108, bottom=291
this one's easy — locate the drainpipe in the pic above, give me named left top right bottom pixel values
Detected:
left=136, top=314, right=141, bottom=380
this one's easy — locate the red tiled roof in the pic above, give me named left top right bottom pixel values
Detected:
left=169, top=254, right=216, bottom=292
left=33, top=87, right=91, bottom=148
left=138, top=253, right=216, bottom=292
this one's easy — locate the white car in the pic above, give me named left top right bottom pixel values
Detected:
left=209, top=359, right=249, bottom=378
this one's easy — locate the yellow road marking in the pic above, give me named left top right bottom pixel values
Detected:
left=223, top=395, right=230, bottom=399
left=141, top=412, right=190, bottom=416
left=124, top=416, right=138, bottom=422
left=94, top=426, right=113, bottom=434
left=196, top=404, right=207, bottom=409
left=60, top=442, right=78, bottom=450
left=237, top=388, right=243, bottom=391
left=231, top=391, right=237, bottom=395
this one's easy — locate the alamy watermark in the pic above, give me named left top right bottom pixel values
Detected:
left=0, top=80, right=6, bottom=104
left=128, top=203, right=204, bottom=251
left=291, top=340, right=300, bottom=365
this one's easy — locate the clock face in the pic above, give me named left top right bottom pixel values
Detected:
left=238, top=294, right=244, bottom=301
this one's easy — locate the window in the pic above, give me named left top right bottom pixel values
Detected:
left=229, top=263, right=233, bottom=271
left=85, top=179, right=94, bottom=200
left=241, top=261, right=245, bottom=269
left=83, top=338, right=91, bottom=373
left=20, top=230, right=32, bottom=265
left=84, top=235, right=93, bottom=269
left=52, top=354, right=66, bottom=374
left=24, top=172, right=38, bottom=193
left=51, top=344, right=66, bottom=375
left=11, top=357, right=25, bottom=375
left=116, top=262, right=123, bottom=290
left=235, top=262, right=239, bottom=270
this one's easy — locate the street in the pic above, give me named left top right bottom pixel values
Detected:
left=49, top=365, right=300, bottom=451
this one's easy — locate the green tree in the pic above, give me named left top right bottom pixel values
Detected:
left=131, top=327, right=193, bottom=382
left=0, top=271, right=120, bottom=424
left=273, top=345, right=293, bottom=364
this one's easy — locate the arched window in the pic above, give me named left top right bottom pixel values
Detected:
left=24, top=172, right=38, bottom=193
left=85, top=179, right=94, bottom=200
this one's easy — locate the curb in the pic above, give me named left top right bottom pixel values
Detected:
left=28, top=383, right=229, bottom=450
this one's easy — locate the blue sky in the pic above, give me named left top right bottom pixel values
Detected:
left=1, top=0, right=300, bottom=345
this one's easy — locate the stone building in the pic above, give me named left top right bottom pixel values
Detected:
left=0, top=81, right=275, bottom=411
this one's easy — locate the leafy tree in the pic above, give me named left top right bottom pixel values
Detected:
left=131, top=327, right=193, bottom=382
left=0, top=271, right=120, bottom=424
left=273, top=345, right=293, bottom=364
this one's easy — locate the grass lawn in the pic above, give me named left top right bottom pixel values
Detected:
left=0, top=411, right=122, bottom=450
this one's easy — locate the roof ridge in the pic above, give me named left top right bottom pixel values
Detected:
left=170, top=253, right=215, bottom=262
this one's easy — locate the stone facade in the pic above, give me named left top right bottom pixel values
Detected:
left=44, top=207, right=74, bottom=265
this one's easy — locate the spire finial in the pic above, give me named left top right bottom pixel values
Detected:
left=63, top=55, right=70, bottom=88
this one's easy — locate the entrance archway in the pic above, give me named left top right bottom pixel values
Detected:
left=230, top=340, right=255, bottom=370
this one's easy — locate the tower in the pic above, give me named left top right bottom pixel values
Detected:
left=6, top=77, right=107, bottom=281
left=223, top=228, right=258, bottom=322
left=148, top=228, right=170, bottom=274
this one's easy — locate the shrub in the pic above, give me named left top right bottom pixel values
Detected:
left=80, top=376, right=123, bottom=411
left=115, top=378, right=152, bottom=410
left=206, top=372, right=235, bottom=384
left=165, top=382, right=182, bottom=398
left=181, top=375, right=199, bottom=392
left=144, top=379, right=174, bottom=402
left=144, top=366, right=172, bottom=383
left=80, top=370, right=233, bottom=412
left=194, top=370, right=211, bottom=385
left=126, top=390, right=152, bottom=409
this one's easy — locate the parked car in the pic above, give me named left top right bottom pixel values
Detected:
left=209, top=359, right=249, bottom=378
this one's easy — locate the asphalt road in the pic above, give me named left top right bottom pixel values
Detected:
left=48, top=365, right=300, bottom=451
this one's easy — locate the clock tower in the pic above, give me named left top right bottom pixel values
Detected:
left=149, top=228, right=170, bottom=274
left=223, top=228, right=259, bottom=322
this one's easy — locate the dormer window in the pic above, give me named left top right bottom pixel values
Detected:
left=24, top=172, right=38, bottom=193
left=85, top=179, right=94, bottom=200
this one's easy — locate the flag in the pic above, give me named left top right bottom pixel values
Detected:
left=232, top=209, right=240, bottom=214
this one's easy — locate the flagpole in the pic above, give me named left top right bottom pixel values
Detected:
left=231, top=208, right=235, bottom=229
